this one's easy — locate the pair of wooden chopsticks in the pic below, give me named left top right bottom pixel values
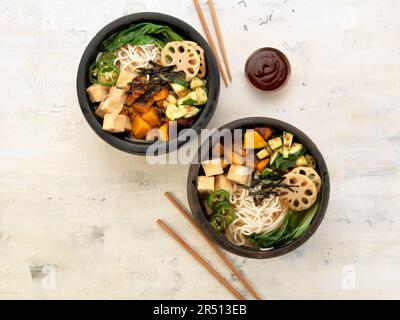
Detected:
left=157, top=192, right=262, bottom=300
left=193, top=0, right=232, bottom=87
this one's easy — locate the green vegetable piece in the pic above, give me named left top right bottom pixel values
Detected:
left=272, top=151, right=305, bottom=170
left=256, top=148, right=269, bottom=160
left=249, top=213, right=291, bottom=248
left=166, top=103, right=185, bottom=120
left=295, top=155, right=308, bottom=167
left=289, top=143, right=303, bottom=155
left=194, top=87, right=208, bottom=105
left=224, top=210, right=236, bottom=225
left=97, top=65, right=120, bottom=86
left=131, top=35, right=166, bottom=48
left=291, top=202, right=320, bottom=240
left=207, top=190, right=230, bottom=209
left=249, top=201, right=321, bottom=249
left=268, top=137, right=283, bottom=150
left=101, top=23, right=184, bottom=52
left=215, top=202, right=236, bottom=224
left=170, top=83, right=188, bottom=97
left=190, top=77, right=206, bottom=89
left=178, top=92, right=198, bottom=105
left=270, top=151, right=280, bottom=165
left=210, top=214, right=226, bottom=233
left=98, top=53, right=117, bottom=62
left=282, top=131, right=294, bottom=158
left=180, top=105, right=200, bottom=118
left=172, top=79, right=190, bottom=88
left=261, top=168, right=274, bottom=177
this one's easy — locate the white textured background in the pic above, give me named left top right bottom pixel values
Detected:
left=0, top=0, right=399, bottom=299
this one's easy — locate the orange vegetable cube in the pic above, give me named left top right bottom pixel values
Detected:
left=133, top=100, right=153, bottom=113
left=255, top=127, right=274, bottom=140
left=159, top=124, right=169, bottom=141
left=153, top=88, right=169, bottom=101
left=243, top=130, right=268, bottom=149
left=256, top=158, right=270, bottom=173
left=142, top=107, right=162, bottom=127
left=132, top=115, right=152, bottom=139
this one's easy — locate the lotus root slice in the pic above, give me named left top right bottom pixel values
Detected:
left=279, top=173, right=317, bottom=211
left=291, top=167, right=322, bottom=192
left=160, top=42, right=201, bottom=81
left=184, top=41, right=206, bottom=78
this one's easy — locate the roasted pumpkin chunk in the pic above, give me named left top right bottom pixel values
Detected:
left=255, top=127, right=274, bottom=140
left=133, top=100, right=153, bottom=113
left=153, top=87, right=168, bottom=101
left=142, top=107, right=162, bottom=127
left=159, top=124, right=169, bottom=142
left=256, top=158, right=270, bottom=173
left=243, top=130, right=268, bottom=149
left=132, top=115, right=152, bottom=139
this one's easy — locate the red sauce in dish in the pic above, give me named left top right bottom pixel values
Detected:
left=245, top=48, right=290, bottom=91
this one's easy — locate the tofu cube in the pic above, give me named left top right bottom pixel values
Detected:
left=116, top=70, right=137, bottom=91
left=215, top=175, right=234, bottom=194
left=197, top=176, right=215, bottom=194
left=108, top=87, right=128, bottom=104
left=202, top=159, right=224, bottom=177
left=103, top=114, right=127, bottom=133
left=95, top=98, right=124, bottom=118
left=124, top=116, right=132, bottom=132
left=120, top=93, right=128, bottom=105
left=86, top=84, right=109, bottom=103
left=227, top=165, right=253, bottom=186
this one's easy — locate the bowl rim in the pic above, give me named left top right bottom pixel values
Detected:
left=76, top=12, right=220, bottom=156
left=187, top=117, right=330, bottom=259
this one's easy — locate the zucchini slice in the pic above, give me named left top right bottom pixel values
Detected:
left=256, top=148, right=269, bottom=160
left=178, top=92, right=198, bottom=105
left=282, top=131, right=294, bottom=158
left=170, top=83, right=188, bottom=98
left=290, top=143, right=304, bottom=155
left=166, top=94, right=177, bottom=105
left=166, top=103, right=186, bottom=120
left=180, top=105, right=200, bottom=118
left=268, top=137, right=283, bottom=150
left=295, top=155, right=308, bottom=167
left=190, top=77, right=206, bottom=89
left=194, top=87, right=208, bottom=105
left=270, top=151, right=280, bottom=165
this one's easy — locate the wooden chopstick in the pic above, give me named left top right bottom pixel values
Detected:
left=164, top=192, right=262, bottom=300
left=157, top=219, right=245, bottom=300
left=207, top=0, right=233, bottom=81
left=193, top=0, right=229, bottom=87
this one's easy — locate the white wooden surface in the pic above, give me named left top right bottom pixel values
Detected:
left=0, top=0, right=399, bottom=299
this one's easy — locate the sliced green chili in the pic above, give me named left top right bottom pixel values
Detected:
left=210, top=214, right=226, bottom=233
left=97, top=59, right=115, bottom=70
left=98, top=52, right=117, bottom=62
left=207, top=190, right=230, bottom=209
left=98, top=65, right=120, bottom=86
left=224, top=210, right=236, bottom=225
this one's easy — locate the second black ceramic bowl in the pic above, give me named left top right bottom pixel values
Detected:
left=77, top=12, right=220, bottom=155
left=187, top=117, right=330, bottom=259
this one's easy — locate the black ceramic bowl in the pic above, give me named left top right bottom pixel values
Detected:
left=77, top=12, right=220, bottom=155
left=187, top=117, right=330, bottom=259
